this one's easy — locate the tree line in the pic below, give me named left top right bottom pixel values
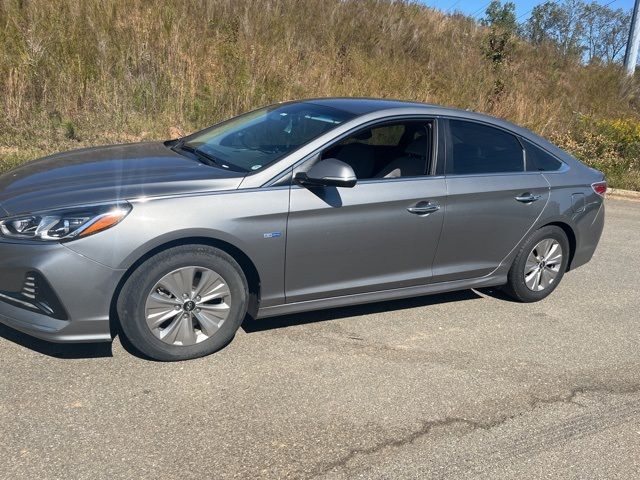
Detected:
left=478, top=0, right=630, bottom=65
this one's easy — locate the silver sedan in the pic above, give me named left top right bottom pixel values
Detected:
left=0, top=99, right=606, bottom=360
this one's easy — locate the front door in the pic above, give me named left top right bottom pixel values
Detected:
left=284, top=119, right=446, bottom=303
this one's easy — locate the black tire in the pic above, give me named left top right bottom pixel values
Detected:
left=117, top=245, right=248, bottom=361
left=502, top=225, right=570, bottom=303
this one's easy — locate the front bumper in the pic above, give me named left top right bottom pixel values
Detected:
left=0, top=239, right=124, bottom=342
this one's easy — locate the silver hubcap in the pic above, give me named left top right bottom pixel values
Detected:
left=144, top=266, right=231, bottom=346
left=524, top=239, right=563, bottom=292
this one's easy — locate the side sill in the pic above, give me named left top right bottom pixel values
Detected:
left=256, top=274, right=506, bottom=319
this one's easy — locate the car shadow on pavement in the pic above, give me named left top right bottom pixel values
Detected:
left=242, top=289, right=481, bottom=333
left=475, top=286, right=520, bottom=302
left=0, top=290, right=487, bottom=359
left=0, top=323, right=113, bottom=359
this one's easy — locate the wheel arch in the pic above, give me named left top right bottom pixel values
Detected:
left=540, top=221, right=577, bottom=271
left=109, top=236, right=262, bottom=337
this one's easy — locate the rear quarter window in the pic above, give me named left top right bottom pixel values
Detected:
left=523, top=139, right=563, bottom=171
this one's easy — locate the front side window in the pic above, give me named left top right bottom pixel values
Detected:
left=179, top=103, right=356, bottom=172
left=447, top=120, right=524, bottom=175
left=522, top=139, right=563, bottom=171
left=320, top=120, right=433, bottom=179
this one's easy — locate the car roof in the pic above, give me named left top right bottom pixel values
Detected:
left=299, top=97, right=524, bottom=132
left=301, top=97, right=433, bottom=115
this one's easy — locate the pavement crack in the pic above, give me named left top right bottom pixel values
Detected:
left=307, top=381, right=640, bottom=479
left=307, top=416, right=490, bottom=479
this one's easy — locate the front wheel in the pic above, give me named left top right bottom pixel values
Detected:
left=117, top=245, right=249, bottom=361
left=502, top=226, right=570, bottom=303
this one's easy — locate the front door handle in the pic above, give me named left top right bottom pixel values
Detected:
left=407, top=201, right=440, bottom=215
left=515, top=193, right=542, bottom=203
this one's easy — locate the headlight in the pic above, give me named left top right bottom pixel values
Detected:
left=0, top=203, right=132, bottom=241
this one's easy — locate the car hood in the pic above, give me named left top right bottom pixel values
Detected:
left=0, top=142, right=246, bottom=216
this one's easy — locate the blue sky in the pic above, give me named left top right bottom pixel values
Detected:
left=419, top=0, right=634, bottom=21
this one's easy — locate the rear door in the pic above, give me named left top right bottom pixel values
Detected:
left=285, top=118, right=446, bottom=303
left=432, top=118, right=549, bottom=282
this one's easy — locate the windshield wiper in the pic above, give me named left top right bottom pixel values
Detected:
left=174, top=141, right=220, bottom=167
left=173, top=140, right=248, bottom=173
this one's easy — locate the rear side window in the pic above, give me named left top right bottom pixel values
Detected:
left=447, top=120, right=524, bottom=175
left=523, top=139, right=563, bottom=171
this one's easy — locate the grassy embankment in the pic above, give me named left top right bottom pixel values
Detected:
left=1, top=0, right=638, bottom=188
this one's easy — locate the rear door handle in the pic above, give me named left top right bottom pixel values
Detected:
left=515, top=193, right=542, bottom=203
left=407, top=201, right=440, bottom=215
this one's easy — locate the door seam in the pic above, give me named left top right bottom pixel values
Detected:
left=283, top=169, right=293, bottom=304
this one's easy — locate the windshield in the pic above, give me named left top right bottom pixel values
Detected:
left=179, top=103, right=356, bottom=172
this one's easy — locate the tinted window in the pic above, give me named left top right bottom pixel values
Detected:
left=322, top=121, right=432, bottom=179
left=447, top=120, right=524, bottom=174
left=181, top=103, right=356, bottom=172
left=523, top=139, right=563, bottom=171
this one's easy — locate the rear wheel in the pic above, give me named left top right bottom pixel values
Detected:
left=118, top=245, right=248, bottom=361
left=502, top=226, right=570, bottom=302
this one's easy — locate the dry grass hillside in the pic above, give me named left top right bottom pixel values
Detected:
left=1, top=0, right=638, bottom=188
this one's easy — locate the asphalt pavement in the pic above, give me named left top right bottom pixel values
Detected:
left=1, top=198, right=639, bottom=480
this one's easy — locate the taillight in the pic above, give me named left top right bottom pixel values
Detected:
left=591, top=181, right=607, bottom=197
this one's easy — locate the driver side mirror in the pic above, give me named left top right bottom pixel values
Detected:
left=294, top=158, right=357, bottom=188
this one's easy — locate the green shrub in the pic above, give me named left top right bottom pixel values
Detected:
left=552, top=117, right=640, bottom=191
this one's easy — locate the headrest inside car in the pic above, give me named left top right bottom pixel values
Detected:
left=405, top=137, right=427, bottom=156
